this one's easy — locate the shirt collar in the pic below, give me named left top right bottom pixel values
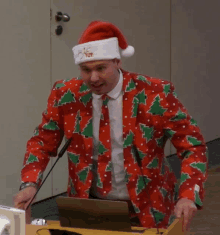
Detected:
left=92, top=69, right=123, bottom=100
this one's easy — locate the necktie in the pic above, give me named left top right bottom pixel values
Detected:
left=96, top=94, right=112, bottom=196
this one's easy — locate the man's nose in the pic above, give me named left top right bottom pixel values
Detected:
left=90, top=71, right=99, bottom=83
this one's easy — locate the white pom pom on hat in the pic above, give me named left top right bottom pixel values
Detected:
left=122, top=45, right=135, bottom=57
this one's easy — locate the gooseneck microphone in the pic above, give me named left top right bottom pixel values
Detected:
left=25, top=138, right=72, bottom=211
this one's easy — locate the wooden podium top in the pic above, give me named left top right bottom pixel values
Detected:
left=26, top=218, right=185, bottom=235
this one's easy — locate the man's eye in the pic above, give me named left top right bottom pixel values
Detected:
left=97, top=67, right=105, bottom=71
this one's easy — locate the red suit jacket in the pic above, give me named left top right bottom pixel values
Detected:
left=21, top=69, right=208, bottom=228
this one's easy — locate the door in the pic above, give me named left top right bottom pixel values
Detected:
left=50, top=0, right=171, bottom=196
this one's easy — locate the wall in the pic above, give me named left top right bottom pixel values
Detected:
left=0, top=0, right=51, bottom=206
left=170, top=0, right=220, bottom=155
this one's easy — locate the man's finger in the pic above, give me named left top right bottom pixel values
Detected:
left=185, top=207, right=197, bottom=231
left=192, top=208, right=197, bottom=217
left=183, top=207, right=189, bottom=232
left=24, top=200, right=32, bottom=210
left=25, top=206, right=32, bottom=224
left=174, top=205, right=182, bottom=218
left=13, top=195, right=21, bottom=204
left=15, top=202, right=26, bottom=209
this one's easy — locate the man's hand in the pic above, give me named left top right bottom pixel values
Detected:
left=174, top=198, right=197, bottom=232
left=13, top=187, right=37, bottom=224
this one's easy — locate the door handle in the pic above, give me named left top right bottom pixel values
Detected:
left=55, top=11, right=70, bottom=22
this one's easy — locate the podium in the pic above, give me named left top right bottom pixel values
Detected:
left=26, top=217, right=186, bottom=235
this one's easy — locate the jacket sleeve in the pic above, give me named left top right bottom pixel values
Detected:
left=162, top=82, right=208, bottom=210
left=20, top=82, right=64, bottom=187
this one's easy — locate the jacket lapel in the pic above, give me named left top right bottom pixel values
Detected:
left=76, top=80, right=94, bottom=164
left=121, top=70, right=139, bottom=153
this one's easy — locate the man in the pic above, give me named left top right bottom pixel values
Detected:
left=14, top=21, right=208, bottom=231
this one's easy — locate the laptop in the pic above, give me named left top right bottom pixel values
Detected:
left=56, top=196, right=146, bottom=233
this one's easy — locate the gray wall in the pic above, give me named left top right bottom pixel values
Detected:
left=170, top=0, right=220, bottom=154
left=0, top=0, right=52, bottom=205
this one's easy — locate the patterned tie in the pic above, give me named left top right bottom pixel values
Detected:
left=96, top=94, right=112, bottom=196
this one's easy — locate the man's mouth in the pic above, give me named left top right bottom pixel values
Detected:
left=92, top=84, right=104, bottom=88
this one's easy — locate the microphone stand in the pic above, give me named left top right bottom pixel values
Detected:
left=25, top=138, right=72, bottom=211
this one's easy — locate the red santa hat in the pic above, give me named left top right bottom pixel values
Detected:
left=72, top=21, right=135, bottom=65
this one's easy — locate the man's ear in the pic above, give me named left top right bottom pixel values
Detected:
left=118, top=59, right=122, bottom=68
left=114, top=59, right=122, bottom=69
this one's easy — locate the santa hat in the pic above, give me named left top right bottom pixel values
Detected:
left=72, top=21, right=135, bottom=65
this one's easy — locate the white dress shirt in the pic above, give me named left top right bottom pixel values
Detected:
left=90, top=70, right=130, bottom=200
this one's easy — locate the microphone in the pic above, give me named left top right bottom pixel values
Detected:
left=24, top=138, right=72, bottom=211
left=133, top=146, right=164, bottom=234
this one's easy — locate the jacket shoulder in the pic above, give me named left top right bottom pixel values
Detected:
left=52, top=77, right=84, bottom=92
left=128, top=71, right=172, bottom=91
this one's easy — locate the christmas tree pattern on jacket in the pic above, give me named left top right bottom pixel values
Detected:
left=21, top=70, right=208, bottom=229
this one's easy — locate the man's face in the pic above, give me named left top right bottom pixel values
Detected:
left=79, top=59, right=122, bottom=95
